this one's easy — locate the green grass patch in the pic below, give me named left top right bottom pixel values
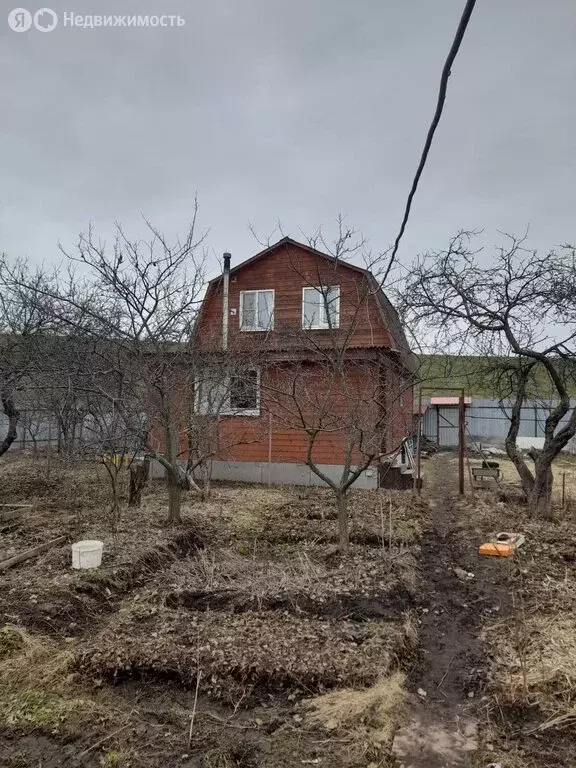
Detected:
left=0, top=626, right=26, bottom=660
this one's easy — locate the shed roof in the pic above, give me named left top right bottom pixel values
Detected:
left=430, top=396, right=472, bottom=406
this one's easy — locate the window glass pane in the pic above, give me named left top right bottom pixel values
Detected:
left=303, top=288, right=322, bottom=328
left=195, top=373, right=228, bottom=415
left=258, top=290, right=273, bottom=329
left=229, top=370, right=258, bottom=410
left=326, top=286, right=340, bottom=326
left=241, top=292, right=257, bottom=329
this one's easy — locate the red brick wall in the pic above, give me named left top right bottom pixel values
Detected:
left=196, top=242, right=392, bottom=352
left=148, top=360, right=413, bottom=468
left=150, top=242, right=415, bottom=471
left=223, top=360, right=381, bottom=465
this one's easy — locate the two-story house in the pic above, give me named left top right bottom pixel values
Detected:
left=192, top=237, right=416, bottom=489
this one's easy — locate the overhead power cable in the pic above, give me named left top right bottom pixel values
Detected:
left=382, top=0, right=479, bottom=283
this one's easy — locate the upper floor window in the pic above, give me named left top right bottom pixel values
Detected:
left=302, top=286, right=340, bottom=329
left=240, top=289, right=274, bottom=331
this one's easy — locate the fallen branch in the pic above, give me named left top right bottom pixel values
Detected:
left=187, top=670, right=202, bottom=748
left=78, top=723, right=132, bottom=758
left=0, top=535, right=67, bottom=571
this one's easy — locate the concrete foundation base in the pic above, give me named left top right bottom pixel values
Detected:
left=149, top=459, right=379, bottom=490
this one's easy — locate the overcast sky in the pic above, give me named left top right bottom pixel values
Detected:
left=1, top=0, right=575, bottom=279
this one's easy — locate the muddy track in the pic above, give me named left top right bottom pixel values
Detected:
left=393, top=465, right=512, bottom=767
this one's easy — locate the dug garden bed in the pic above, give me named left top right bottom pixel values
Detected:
left=76, top=604, right=416, bottom=703
left=0, top=456, right=426, bottom=767
left=158, top=543, right=418, bottom=621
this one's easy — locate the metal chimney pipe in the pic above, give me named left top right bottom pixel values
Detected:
left=222, top=252, right=231, bottom=351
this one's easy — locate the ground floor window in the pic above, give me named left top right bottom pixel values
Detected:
left=196, top=368, right=260, bottom=417
left=229, top=369, right=259, bottom=412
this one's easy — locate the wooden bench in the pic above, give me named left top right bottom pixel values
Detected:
left=471, top=466, right=501, bottom=485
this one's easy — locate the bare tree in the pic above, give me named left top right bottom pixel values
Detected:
left=265, top=355, right=410, bottom=552
left=0, top=261, right=54, bottom=457
left=401, top=231, right=576, bottom=518
left=2, top=213, right=208, bottom=524
left=83, top=389, right=144, bottom=529
left=254, top=225, right=415, bottom=552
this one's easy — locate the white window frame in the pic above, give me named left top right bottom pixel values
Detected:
left=239, top=289, right=275, bottom=332
left=195, top=368, right=261, bottom=417
left=301, top=285, right=340, bottom=330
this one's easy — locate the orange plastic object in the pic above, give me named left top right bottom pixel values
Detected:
left=479, top=542, right=514, bottom=557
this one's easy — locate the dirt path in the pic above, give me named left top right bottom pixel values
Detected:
left=393, top=455, right=510, bottom=767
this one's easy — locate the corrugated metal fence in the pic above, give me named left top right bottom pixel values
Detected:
left=423, top=398, right=576, bottom=449
left=0, top=410, right=103, bottom=452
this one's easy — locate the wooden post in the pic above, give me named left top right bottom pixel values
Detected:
left=458, top=391, right=465, bottom=495
left=562, top=472, right=566, bottom=509
left=267, top=412, right=273, bottom=487
left=436, top=405, right=440, bottom=447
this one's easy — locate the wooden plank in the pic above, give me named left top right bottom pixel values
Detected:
left=0, top=536, right=67, bottom=572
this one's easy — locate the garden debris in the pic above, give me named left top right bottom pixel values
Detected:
left=0, top=536, right=68, bottom=572
left=0, top=456, right=425, bottom=767
left=479, top=532, right=525, bottom=557
left=453, top=567, right=474, bottom=581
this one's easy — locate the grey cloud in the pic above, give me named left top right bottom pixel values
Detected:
left=0, top=0, right=575, bottom=275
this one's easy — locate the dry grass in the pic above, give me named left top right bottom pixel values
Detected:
left=456, top=458, right=576, bottom=736
left=485, top=614, right=576, bottom=728
left=304, top=671, right=405, bottom=740
left=0, top=627, right=100, bottom=734
left=0, top=627, right=72, bottom=688
left=187, top=546, right=326, bottom=593
left=483, top=453, right=576, bottom=513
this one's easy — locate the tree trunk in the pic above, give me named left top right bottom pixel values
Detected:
left=528, top=449, right=555, bottom=519
left=129, top=458, right=150, bottom=507
left=111, top=492, right=120, bottom=531
left=336, top=491, right=349, bottom=554
left=165, top=423, right=182, bottom=523
left=504, top=373, right=535, bottom=497
left=197, top=460, right=212, bottom=501
left=167, top=472, right=182, bottom=523
left=0, top=394, right=20, bottom=457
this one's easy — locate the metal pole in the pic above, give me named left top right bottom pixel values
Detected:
left=458, top=390, right=465, bottom=495
left=267, top=411, right=273, bottom=487
left=415, top=389, right=422, bottom=495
